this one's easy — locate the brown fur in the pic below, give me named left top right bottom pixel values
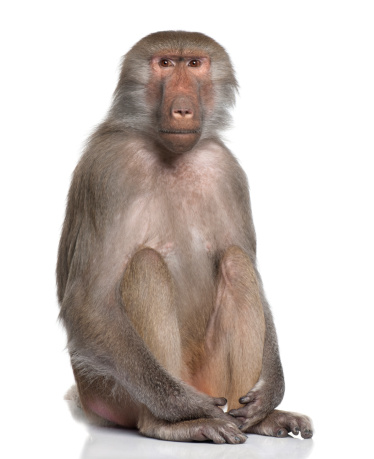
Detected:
left=57, top=31, right=313, bottom=443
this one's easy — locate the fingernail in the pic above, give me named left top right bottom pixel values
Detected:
left=239, top=396, right=249, bottom=403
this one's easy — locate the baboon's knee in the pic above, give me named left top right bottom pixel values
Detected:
left=220, top=245, right=257, bottom=289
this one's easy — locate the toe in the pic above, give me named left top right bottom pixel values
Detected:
left=301, top=428, right=313, bottom=439
left=299, top=415, right=314, bottom=439
left=276, top=428, right=289, bottom=438
left=225, top=431, right=247, bottom=444
left=288, top=419, right=300, bottom=436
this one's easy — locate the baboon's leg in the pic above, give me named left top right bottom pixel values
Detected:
left=193, top=245, right=266, bottom=411
left=72, top=247, right=181, bottom=427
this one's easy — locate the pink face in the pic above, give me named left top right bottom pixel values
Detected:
left=147, top=52, right=213, bottom=154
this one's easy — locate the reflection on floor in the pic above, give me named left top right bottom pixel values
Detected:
left=81, top=425, right=314, bottom=459
left=66, top=401, right=313, bottom=459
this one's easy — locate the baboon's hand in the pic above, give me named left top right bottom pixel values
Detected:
left=228, top=381, right=282, bottom=430
left=199, top=395, right=241, bottom=427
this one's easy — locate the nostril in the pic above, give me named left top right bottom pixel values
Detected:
left=170, top=96, right=195, bottom=119
left=173, top=108, right=193, bottom=118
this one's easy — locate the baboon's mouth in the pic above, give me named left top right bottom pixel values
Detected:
left=159, top=129, right=201, bottom=135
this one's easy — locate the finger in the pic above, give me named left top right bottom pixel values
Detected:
left=239, top=392, right=256, bottom=404
left=229, top=415, right=246, bottom=424
left=213, top=397, right=227, bottom=407
left=208, top=431, right=226, bottom=444
left=239, top=413, right=268, bottom=432
left=228, top=406, right=248, bottom=417
left=229, top=403, right=261, bottom=419
left=224, top=413, right=242, bottom=427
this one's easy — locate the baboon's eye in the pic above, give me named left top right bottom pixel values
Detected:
left=188, top=60, right=201, bottom=68
left=160, top=59, right=173, bottom=67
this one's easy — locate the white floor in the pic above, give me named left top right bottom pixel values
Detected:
left=66, top=401, right=315, bottom=459
left=5, top=392, right=372, bottom=459
left=81, top=425, right=314, bottom=459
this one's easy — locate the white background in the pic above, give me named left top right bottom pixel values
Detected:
left=1, top=1, right=373, bottom=458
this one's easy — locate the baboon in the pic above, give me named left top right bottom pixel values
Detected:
left=57, top=31, right=313, bottom=444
